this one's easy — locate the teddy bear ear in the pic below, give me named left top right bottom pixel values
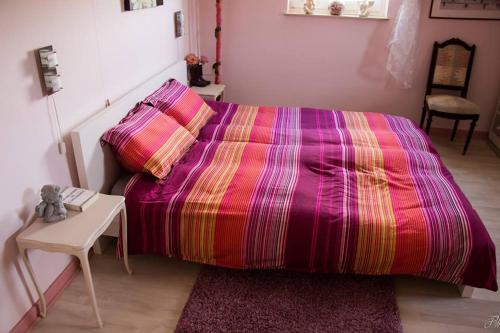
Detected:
left=54, top=185, right=61, bottom=192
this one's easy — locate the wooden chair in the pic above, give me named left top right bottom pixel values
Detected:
left=420, top=38, right=479, bottom=155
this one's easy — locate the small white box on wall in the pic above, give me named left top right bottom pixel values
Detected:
left=36, top=45, right=63, bottom=95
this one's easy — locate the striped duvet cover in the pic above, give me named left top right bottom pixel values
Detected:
left=124, top=101, right=497, bottom=291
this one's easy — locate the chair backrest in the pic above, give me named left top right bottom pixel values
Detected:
left=425, top=38, right=476, bottom=98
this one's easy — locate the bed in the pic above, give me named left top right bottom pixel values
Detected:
left=71, top=61, right=497, bottom=294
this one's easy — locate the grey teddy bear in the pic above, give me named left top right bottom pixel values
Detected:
left=35, top=185, right=67, bottom=222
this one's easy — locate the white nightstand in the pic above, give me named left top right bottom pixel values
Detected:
left=16, top=194, right=132, bottom=328
left=191, top=83, right=226, bottom=101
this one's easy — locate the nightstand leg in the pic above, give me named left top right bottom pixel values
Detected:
left=76, top=250, right=103, bottom=328
left=18, top=246, right=47, bottom=318
left=120, top=206, right=132, bottom=275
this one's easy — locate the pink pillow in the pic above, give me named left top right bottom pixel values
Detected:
left=102, top=104, right=195, bottom=179
left=144, top=79, right=216, bottom=137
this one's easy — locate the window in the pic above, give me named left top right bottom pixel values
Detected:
left=287, top=0, right=389, bottom=19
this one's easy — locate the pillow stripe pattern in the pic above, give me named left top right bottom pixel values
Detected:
left=144, top=79, right=216, bottom=137
left=102, top=104, right=195, bottom=179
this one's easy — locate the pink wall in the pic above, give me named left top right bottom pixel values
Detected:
left=199, top=0, right=500, bottom=131
left=0, top=1, right=193, bottom=331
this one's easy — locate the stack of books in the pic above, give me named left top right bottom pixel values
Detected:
left=61, top=187, right=99, bottom=212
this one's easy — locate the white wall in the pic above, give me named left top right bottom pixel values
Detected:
left=0, top=1, right=193, bottom=331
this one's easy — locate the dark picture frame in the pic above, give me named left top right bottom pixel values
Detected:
left=429, top=0, right=500, bottom=20
left=124, top=0, right=164, bottom=11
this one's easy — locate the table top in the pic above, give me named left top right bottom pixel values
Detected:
left=17, top=194, right=124, bottom=252
left=191, top=84, right=226, bottom=97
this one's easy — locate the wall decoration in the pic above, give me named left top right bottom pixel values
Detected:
left=174, top=11, right=184, bottom=38
left=124, top=0, right=164, bottom=11
left=430, top=0, right=500, bottom=20
left=213, top=0, right=222, bottom=84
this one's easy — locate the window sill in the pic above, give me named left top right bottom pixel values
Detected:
left=284, top=12, right=389, bottom=20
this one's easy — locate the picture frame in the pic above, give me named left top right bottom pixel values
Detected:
left=124, top=0, right=164, bottom=11
left=429, top=0, right=500, bottom=20
left=174, top=11, right=184, bottom=38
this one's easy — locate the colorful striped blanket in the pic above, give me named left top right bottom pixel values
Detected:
left=124, top=101, right=497, bottom=291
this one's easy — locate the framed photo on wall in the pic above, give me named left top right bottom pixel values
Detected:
left=124, top=0, right=164, bottom=11
left=430, top=0, right=500, bottom=20
left=174, top=11, right=184, bottom=38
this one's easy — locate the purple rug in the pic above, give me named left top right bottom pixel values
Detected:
left=176, top=267, right=402, bottom=333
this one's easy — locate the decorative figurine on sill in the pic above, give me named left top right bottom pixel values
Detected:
left=329, top=1, right=345, bottom=15
left=185, top=53, right=211, bottom=87
left=35, top=185, right=67, bottom=223
left=304, top=0, right=316, bottom=14
left=358, top=0, right=375, bottom=17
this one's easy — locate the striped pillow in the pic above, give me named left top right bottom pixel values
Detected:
left=102, top=104, right=195, bottom=179
left=144, top=79, right=216, bottom=137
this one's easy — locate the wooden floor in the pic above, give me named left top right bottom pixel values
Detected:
left=33, top=136, right=499, bottom=333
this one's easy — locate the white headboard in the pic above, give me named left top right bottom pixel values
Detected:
left=71, top=61, right=187, bottom=193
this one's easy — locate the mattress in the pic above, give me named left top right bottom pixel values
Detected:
left=121, top=101, right=497, bottom=291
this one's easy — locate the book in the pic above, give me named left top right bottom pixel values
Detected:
left=61, top=187, right=98, bottom=212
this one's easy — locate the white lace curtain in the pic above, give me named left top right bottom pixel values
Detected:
left=386, top=0, right=422, bottom=89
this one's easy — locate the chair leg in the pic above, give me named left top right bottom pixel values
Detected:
left=425, top=112, right=433, bottom=135
left=463, top=118, right=477, bottom=155
left=451, top=120, right=460, bottom=142
left=420, top=106, right=427, bottom=129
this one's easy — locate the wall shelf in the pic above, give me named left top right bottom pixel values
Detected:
left=284, top=12, right=389, bottom=20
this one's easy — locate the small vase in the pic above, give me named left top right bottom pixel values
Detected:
left=188, top=64, right=210, bottom=87
left=329, top=1, right=345, bottom=15
left=304, top=0, right=316, bottom=15
left=358, top=0, right=375, bottom=17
